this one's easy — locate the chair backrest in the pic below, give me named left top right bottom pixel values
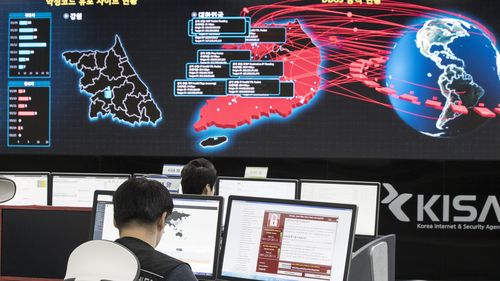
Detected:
left=349, top=237, right=391, bottom=281
left=0, top=177, right=16, bottom=203
left=370, top=241, right=389, bottom=281
left=64, top=240, right=140, bottom=281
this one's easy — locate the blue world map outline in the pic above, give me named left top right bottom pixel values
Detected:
left=416, top=19, right=484, bottom=132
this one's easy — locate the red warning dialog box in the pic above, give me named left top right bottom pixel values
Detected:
left=256, top=211, right=339, bottom=280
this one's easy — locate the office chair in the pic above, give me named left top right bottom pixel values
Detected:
left=64, top=240, right=140, bottom=281
left=0, top=177, right=16, bottom=203
left=349, top=236, right=392, bottom=281
left=370, top=241, right=389, bottom=281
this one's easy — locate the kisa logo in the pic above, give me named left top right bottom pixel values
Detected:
left=382, top=183, right=500, bottom=223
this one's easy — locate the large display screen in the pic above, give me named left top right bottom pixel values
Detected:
left=0, top=0, right=498, bottom=159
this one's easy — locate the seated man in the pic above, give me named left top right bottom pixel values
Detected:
left=113, top=178, right=198, bottom=281
left=181, top=158, right=217, bottom=195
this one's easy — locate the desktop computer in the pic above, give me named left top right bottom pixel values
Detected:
left=91, top=191, right=223, bottom=280
left=215, top=177, right=298, bottom=224
left=134, top=174, right=182, bottom=193
left=299, top=180, right=380, bottom=236
left=0, top=172, right=49, bottom=205
left=50, top=173, right=130, bottom=207
left=217, top=195, right=357, bottom=281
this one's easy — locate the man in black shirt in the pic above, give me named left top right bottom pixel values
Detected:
left=181, top=158, right=217, bottom=195
left=113, top=178, right=198, bottom=281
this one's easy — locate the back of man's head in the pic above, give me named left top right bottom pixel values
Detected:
left=181, top=158, right=217, bottom=195
left=113, top=177, right=174, bottom=229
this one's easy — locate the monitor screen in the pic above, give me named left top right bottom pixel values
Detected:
left=134, top=174, right=182, bottom=193
left=51, top=173, right=130, bottom=207
left=0, top=206, right=91, bottom=279
left=215, top=177, right=298, bottom=223
left=299, top=180, right=380, bottom=236
left=218, top=196, right=357, bottom=281
left=0, top=172, right=49, bottom=205
left=92, top=192, right=223, bottom=279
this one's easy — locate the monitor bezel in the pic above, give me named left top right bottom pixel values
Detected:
left=0, top=171, right=51, bottom=205
left=49, top=173, right=131, bottom=206
left=214, top=176, right=299, bottom=200
left=298, top=179, right=381, bottom=236
left=217, top=195, right=358, bottom=281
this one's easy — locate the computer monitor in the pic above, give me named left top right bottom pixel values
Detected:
left=0, top=172, right=49, bottom=205
left=91, top=191, right=223, bottom=280
left=215, top=177, right=298, bottom=223
left=91, top=191, right=115, bottom=241
left=134, top=174, right=182, bottom=193
left=218, top=196, right=357, bottom=281
left=0, top=205, right=91, bottom=279
left=299, top=180, right=380, bottom=236
left=50, top=173, right=130, bottom=207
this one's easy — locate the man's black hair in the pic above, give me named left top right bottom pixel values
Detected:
left=181, top=158, right=217, bottom=195
left=113, top=177, right=174, bottom=228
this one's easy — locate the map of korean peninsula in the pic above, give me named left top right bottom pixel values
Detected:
left=63, top=35, right=162, bottom=126
left=193, top=20, right=321, bottom=132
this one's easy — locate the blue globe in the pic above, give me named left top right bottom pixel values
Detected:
left=386, top=18, right=500, bottom=137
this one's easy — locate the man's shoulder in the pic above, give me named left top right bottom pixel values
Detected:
left=116, top=237, right=188, bottom=279
left=149, top=247, right=185, bottom=265
left=166, top=264, right=199, bottom=281
left=141, top=250, right=194, bottom=280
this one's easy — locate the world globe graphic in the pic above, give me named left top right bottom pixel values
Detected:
left=386, top=18, right=500, bottom=137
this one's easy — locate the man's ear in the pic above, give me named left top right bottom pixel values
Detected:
left=202, top=184, right=213, bottom=195
left=158, top=212, right=168, bottom=230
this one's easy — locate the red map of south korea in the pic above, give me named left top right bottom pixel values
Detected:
left=194, top=20, right=322, bottom=131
